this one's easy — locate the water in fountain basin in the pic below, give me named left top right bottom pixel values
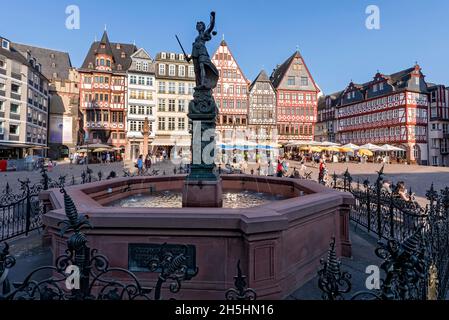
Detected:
left=107, top=190, right=289, bottom=209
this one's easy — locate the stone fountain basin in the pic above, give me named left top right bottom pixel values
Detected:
left=41, top=175, right=354, bottom=300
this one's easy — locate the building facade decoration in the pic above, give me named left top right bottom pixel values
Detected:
left=335, top=65, right=429, bottom=164
left=126, top=48, right=156, bottom=161
left=154, top=51, right=193, bottom=159
left=78, top=31, right=137, bottom=155
left=211, top=40, right=250, bottom=145
left=248, top=70, right=277, bottom=152
left=427, top=84, right=449, bottom=166
left=270, top=50, right=319, bottom=143
left=0, top=36, right=49, bottom=159
left=13, top=43, right=82, bottom=159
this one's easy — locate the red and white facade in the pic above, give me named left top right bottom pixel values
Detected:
left=270, top=51, right=319, bottom=142
left=78, top=31, right=136, bottom=150
left=336, top=65, right=429, bottom=164
left=212, top=40, right=250, bottom=143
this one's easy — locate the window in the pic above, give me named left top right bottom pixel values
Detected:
left=143, top=62, right=148, bottom=72
left=168, top=99, right=176, bottom=112
left=9, top=124, right=19, bottom=135
left=159, top=64, right=166, bottom=75
left=168, top=117, right=175, bottom=130
left=379, top=82, right=384, bottom=90
left=301, top=77, right=308, bottom=86
left=10, top=103, right=19, bottom=114
left=146, top=77, right=153, bottom=86
left=161, top=52, right=166, bottom=59
left=130, top=105, right=137, bottom=114
left=158, top=117, right=165, bottom=130
left=188, top=66, right=194, bottom=77
left=415, top=77, right=420, bottom=85
left=138, top=76, right=145, bottom=85
left=138, top=106, right=145, bottom=115
left=106, top=60, right=111, bottom=67
left=158, top=81, right=166, bottom=93
left=136, top=61, right=142, bottom=71
left=178, top=65, right=185, bottom=77
left=432, top=156, right=439, bottom=166
left=1, top=39, right=9, bottom=50
left=11, top=83, right=20, bottom=94
left=130, top=75, right=136, bottom=84
left=130, top=121, right=137, bottom=131
left=170, top=53, right=175, bottom=60
left=287, top=77, right=295, bottom=86
left=158, top=99, right=166, bottom=112
left=169, top=65, right=176, bottom=76
left=168, top=82, right=176, bottom=94
left=0, top=122, right=3, bottom=134
left=178, top=100, right=185, bottom=112
left=178, top=118, right=185, bottom=130
left=0, top=59, right=6, bottom=69
left=178, top=83, right=185, bottom=94
left=188, top=83, right=194, bottom=95
left=0, top=100, right=3, bottom=111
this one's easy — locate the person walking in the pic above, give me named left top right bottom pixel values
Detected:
left=137, top=155, right=144, bottom=175
left=145, top=154, right=152, bottom=170
left=276, top=160, right=283, bottom=177
left=106, top=153, right=111, bottom=164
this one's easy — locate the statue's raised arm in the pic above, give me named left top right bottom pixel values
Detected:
left=206, top=11, right=216, bottom=35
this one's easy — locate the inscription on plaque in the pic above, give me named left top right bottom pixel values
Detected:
left=128, top=243, right=196, bottom=273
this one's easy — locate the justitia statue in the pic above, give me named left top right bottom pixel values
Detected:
left=185, top=11, right=219, bottom=89
left=179, top=12, right=223, bottom=207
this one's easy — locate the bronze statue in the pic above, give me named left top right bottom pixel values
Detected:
left=185, top=11, right=219, bottom=89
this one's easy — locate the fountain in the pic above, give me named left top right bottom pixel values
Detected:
left=40, top=12, right=354, bottom=299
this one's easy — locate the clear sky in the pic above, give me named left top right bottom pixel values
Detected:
left=1, top=0, right=448, bottom=94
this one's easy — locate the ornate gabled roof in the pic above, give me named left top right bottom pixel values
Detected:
left=80, top=32, right=137, bottom=72
left=97, top=31, right=114, bottom=56
left=270, top=51, right=300, bottom=89
left=249, top=69, right=272, bottom=91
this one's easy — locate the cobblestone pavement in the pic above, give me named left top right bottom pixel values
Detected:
left=1, top=160, right=448, bottom=204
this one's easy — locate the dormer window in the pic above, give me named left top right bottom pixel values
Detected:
left=179, top=54, right=184, bottom=61
left=100, top=44, right=106, bottom=49
left=379, top=82, right=384, bottom=90
left=1, top=39, right=10, bottom=50
left=136, top=61, right=142, bottom=71
left=51, top=62, right=56, bottom=68
left=116, top=43, right=121, bottom=49
left=106, top=60, right=111, bottom=67
left=373, top=84, right=378, bottom=92
left=88, top=62, right=94, bottom=69
left=121, top=52, right=126, bottom=58
left=50, top=53, right=55, bottom=59
left=117, top=64, right=122, bottom=71
left=143, top=62, right=148, bottom=72
left=161, top=52, right=166, bottom=59
left=170, top=53, right=175, bottom=60
left=415, top=77, right=420, bottom=85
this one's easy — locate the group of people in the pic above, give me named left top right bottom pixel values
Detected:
left=135, top=154, right=153, bottom=175
left=382, top=180, right=413, bottom=202
left=69, top=152, right=121, bottom=165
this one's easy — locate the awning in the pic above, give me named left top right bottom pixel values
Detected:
left=151, top=139, right=191, bottom=147
left=0, top=142, right=34, bottom=149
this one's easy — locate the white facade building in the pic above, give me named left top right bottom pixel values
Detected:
left=126, top=48, right=156, bottom=161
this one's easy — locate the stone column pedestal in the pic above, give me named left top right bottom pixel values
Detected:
left=182, top=179, right=223, bottom=207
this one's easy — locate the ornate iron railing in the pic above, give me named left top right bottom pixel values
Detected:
left=325, top=166, right=449, bottom=300
left=0, top=184, right=199, bottom=300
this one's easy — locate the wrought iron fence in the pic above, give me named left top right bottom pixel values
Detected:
left=326, top=166, right=449, bottom=300
left=0, top=182, right=256, bottom=300
left=0, top=166, right=120, bottom=242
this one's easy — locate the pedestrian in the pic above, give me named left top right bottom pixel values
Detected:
left=69, top=153, right=73, bottom=165
left=137, top=155, right=144, bottom=175
left=106, top=153, right=111, bottom=164
left=276, top=160, right=283, bottom=177
left=145, top=154, right=152, bottom=170
left=267, top=160, right=275, bottom=176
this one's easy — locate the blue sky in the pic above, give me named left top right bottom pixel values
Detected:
left=1, top=0, right=449, bottom=93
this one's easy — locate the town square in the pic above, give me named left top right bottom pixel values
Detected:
left=0, top=0, right=449, bottom=315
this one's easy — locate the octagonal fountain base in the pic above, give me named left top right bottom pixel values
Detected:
left=40, top=175, right=353, bottom=300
